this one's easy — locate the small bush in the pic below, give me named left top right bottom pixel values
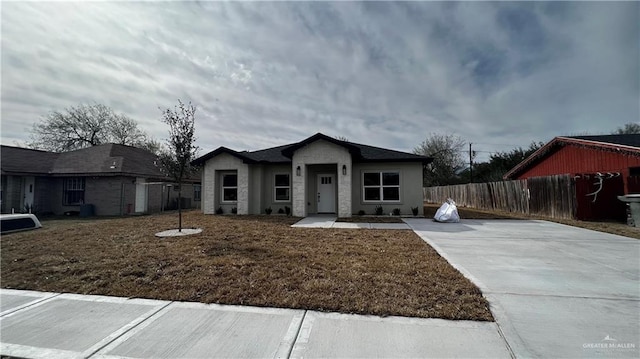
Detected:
left=265, top=207, right=273, bottom=215
left=374, top=205, right=384, bottom=216
left=411, top=206, right=419, bottom=216
left=231, top=207, right=237, bottom=214
left=278, top=208, right=285, bottom=214
left=392, top=208, right=401, bottom=216
left=357, top=210, right=366, bottom=216
left=216, top=207, right=224, bottom=215
left=284, top=206, right=291, bottom=216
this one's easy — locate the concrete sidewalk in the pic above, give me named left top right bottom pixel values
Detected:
left=291, top=216, right=411, bottom=230
left=0, top=289, right=511, bottom=359
left=404, top=218, right=640, bottom=359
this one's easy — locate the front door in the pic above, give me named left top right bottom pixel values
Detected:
left=135, top=178, right=147, bottom=213
left=317, top=174, right=336, bottom=213
left=23, top=176, right=35, bottom=211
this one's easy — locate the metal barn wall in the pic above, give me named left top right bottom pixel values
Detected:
left=517, top=145, right=640, bottom=194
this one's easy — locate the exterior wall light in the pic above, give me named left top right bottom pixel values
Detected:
left=342, top=164, right=347, bottom=176
left=296, top=166, right=301, bottom=176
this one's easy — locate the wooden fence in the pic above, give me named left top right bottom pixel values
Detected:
left=423, top=174, right=576, bottom=220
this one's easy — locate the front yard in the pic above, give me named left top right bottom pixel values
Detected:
left=0, top=212, right=493, bottom=321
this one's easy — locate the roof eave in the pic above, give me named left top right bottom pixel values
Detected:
left=503, top=136, right=640, bottom=179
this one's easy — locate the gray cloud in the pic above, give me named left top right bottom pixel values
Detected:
left=1, top=2, right=638, bottom=161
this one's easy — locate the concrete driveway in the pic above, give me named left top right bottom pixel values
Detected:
left=404, top=218, right=640, bottom=358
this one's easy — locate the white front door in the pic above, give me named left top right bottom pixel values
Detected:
left=317, top=174, right=336, bottom=213
left=135, top=178, right=147, bottom=213
left=23, top=176, right=35, bottom=210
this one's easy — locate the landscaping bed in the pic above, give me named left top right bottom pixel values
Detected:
left=1, top=211, right=493, bottom=321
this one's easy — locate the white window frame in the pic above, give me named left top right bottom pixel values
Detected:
left=273, top=173, right=291, bottom=202
left=220, top=172, right=238, bottom=203
left=362, top=171, right=401, bottom=202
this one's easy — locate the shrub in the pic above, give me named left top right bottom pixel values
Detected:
left=216, top=207, right=224, bottom=215
left=411, top=206, right=419, bottom=216
left=265, top=207, right=273, bottom=215
left=231, top=207, right=237, bottom=214
left=392, top=208, right=401, bottom=216
left=284, top=206, right=291, bottom=216
left=374, top=205, right=384, bottom=216
left=357, top=210, right=365, bottom=216
left=278, top=208, right=285, bottom=214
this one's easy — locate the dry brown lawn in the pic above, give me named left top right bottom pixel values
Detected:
left=1, top=211, right=493, bottom=321
left=424, top=203, right=640, bottom=239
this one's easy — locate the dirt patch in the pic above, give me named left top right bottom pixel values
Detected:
left=424, top=203, right=640, bottom=239
left=1, top=211, right=492, bottom=321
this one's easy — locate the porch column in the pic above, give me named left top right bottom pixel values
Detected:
left=337, top=160, right=352, bottom=217
left=292, top=162, right=306, bottom=217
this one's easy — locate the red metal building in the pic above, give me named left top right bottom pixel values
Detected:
left=504, top=135, right=640, bottom=221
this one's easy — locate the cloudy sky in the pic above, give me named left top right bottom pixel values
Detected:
left=1, top=1, right=638, bottom=162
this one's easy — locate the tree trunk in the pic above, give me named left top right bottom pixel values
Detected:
left=178, top=186, right=182, bottom=232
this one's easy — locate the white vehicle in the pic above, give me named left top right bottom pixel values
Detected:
left=0, top=213, right=43, bottom=234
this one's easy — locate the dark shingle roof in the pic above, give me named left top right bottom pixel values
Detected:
left=192, top=133, right=432, bottom=165
left=241, top=144, right=292, bottom=163
left=1, top=144, right=174, bottom=179
left=568, top=134, right=640, bottom=148
left=1, top=146, right=59, bottom=175
left=52, top=144, right=166, bottom=178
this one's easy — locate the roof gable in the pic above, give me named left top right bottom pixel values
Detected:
left=504, top=134, right=640, bottom=179
left=281, top=133, right=362, bottom=158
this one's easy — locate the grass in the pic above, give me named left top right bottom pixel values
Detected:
left=1, top=211, right=493, bottom=321
left=424, top=203, right=640, bottom=239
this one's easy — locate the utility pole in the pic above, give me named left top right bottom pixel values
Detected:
left=469, top=143, right=473, bottom=183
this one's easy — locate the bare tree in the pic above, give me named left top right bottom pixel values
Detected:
left=157, top=100, right=198, bottom=232
left=334, top=135, right=349, bottom=142
left=613, top=123, right=640, bottom=134
left=28, top=103, right=157, bottom=152
left=413, top=133, right=466, bottom=186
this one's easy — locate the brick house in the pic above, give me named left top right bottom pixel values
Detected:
left=1, top=144, right=201, bottom=216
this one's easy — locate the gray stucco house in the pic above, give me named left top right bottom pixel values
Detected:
left=1, top=144, right=201, bottom=216
left=191, top=133, right=432, bottom=217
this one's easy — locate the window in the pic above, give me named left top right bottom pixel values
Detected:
left=63, top=177, right=85, bottom=205
left=274, top=174, right=290, bottom=202
left=193, top=184, right=201, bottom=201
left=221, top=173, right=237, bottom=202
left=363, top=171, right=400, bottom=202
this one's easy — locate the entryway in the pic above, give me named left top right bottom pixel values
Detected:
left=22, top=176, right=35, bottom=210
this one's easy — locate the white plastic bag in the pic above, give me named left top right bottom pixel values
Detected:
left=434, top=198, right=460, bottom=223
